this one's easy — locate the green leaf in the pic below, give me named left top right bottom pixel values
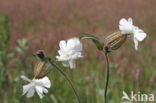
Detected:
left=80, top=32, right=104, bottom=51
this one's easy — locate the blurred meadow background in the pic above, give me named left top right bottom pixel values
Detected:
left=0, top=0, right=156, bottom=103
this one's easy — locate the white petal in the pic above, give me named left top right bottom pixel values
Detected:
left=40, top=77, right=51, bottom=88
left=23, top=84, right=31, bottom=95
left=133, top=37, right=139, bottom=50
left=119, top=18, right=128, bottom=25
left=134, top=26, right=139, bottom=30
left=128, top=18, right=133, bottom=25
left=59, top=40, right=67, bottom=50
left=56, top=50, right=74, bottom=61
left=36, top=77, right=51, bottom=88
left=75, top=42, right=83, bottom=52
left=71, top=52, right=83, bottom=59
left=56, top=56, right=64, bottom=61
left=66, top=38, right=82, bottom=52
left=69, top=60, right=76, bottom=69
left=134, top=32, right=147, bottom=42
left=35, top=86, right=44, bottom=99
left=43, top=88, right=48, bottom=94
left=21, top=75, right=31, bottom=82
left=58, top=50, right=64, bottom=56
left=119, top=26, right=133, bottom=34
left=25, top=85, right=35, bottom=98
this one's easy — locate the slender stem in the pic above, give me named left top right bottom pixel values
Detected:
left=103, top=50, right=110, bottom=103
left=48, top=59, right=82, bottom=103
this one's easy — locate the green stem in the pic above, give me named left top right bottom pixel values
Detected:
left=48, top=59, right=82, bottom=103
left=103, top=50, right=110, bottom=103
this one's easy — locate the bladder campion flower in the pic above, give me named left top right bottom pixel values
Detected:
left=56, top=37, right=83, bottom=69
left=21, top=75, right=51, bottom=99
left=21, top=50, right=52, bottom=99
left=119, top=18, right=147, bottom=50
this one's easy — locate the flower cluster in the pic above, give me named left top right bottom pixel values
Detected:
left=21, top=38, right=83, bottom=99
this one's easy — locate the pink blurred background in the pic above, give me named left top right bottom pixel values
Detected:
left=0, top=0, right=156, bottom=52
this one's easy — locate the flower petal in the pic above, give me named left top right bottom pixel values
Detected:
left=23, top=84, right=31, bottom=95
left=128, top=18, right=133, bottom=25
left=43, top=88, right=48, bottom=94
left=69, top=60, right=76, bottom=69
left=56, top=56, right=69, bottom=61
left=59, top=40, right=67, bottom=50
left=21, top=75, right=32, bottom=82
left=35, top=86, right=44, bottom=99
left=133, top=37, right=139, bottom=50
left=119, top=18, right=128, bottom=25
left=134, top=32, right=147, bottom=42
left=71, top=52, right=83, bottom=59
left=66, top=38, right=82, bottom=52
left=119, top=26, right=133, bottom=34
left=58, top=50, right=64, bottom=56
left=36, top=77, right=51, bottom=88
left=25, top=85, right=35, bottom=98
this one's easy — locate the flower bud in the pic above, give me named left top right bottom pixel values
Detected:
left=105, top=31, right=127, bottom=51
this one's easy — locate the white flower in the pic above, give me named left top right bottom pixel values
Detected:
left=119, top=18, right=147, bottom=50
left=119, top=18, right=135, bottom=34
left=21, top=75, right=51, bottom=99
left=56, top=37, right=83, bottom=69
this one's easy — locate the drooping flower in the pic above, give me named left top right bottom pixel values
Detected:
left=56, top=37, right=83, bottom=69
left=119, top=18, right=147, bottom=50
left=21, top=75, right=51, bottom=99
